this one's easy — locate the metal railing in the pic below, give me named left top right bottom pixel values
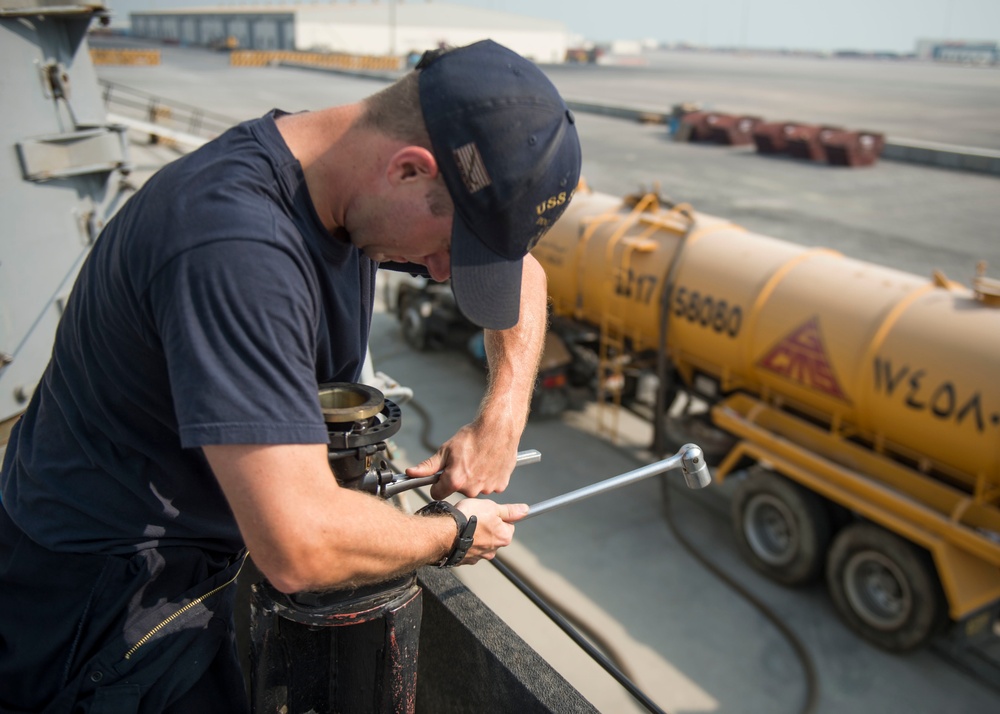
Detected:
left=98, top=79, right=238, bottom=142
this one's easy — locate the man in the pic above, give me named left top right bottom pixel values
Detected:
left=0, top=40, right=581, bottom=712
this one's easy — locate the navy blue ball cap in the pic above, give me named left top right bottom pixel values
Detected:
left=417, top=40, right=582, bottom=330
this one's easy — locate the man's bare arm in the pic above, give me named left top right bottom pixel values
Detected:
left=407, top=254, right=548, bottom=498
left=204, top=442, right=527, bottom=593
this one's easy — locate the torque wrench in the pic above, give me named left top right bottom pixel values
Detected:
left=523, top=443, right=710, bottom=520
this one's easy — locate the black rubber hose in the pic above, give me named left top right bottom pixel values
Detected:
left=389, top=393, right=818, bottom=714
left=660, top=479, right=820, bottom=714
left=402, top=472, right=665, bottom=714
left=490, top=554, right=667, bottom=714
left=397, top=399, right=663, bottom=712
left=401, top=399, right=637, bottom=675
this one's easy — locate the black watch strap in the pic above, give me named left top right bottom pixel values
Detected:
left=416, top=501, right=477, bottom=568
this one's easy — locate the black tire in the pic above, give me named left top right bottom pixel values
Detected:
left=731, top=468, right=831, bottom=585
left=400, top=298, right=430, bottom=351
left=826, top=522, right=946, bottom=652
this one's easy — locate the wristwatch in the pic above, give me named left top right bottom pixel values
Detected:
left=416, top=501, right=477, bottom=568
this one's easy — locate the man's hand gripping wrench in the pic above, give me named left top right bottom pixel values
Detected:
left=368, top=444, right=711, bottom=513
left=362, top=449, right=542, bottom=498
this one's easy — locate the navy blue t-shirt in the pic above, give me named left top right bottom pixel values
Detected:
left=0, top=111, right=377, bottom=555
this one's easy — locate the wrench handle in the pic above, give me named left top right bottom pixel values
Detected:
left=382, top=449, right=542, bottom=498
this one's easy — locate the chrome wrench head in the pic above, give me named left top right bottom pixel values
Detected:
left=679, top=443, right=712, bottom=489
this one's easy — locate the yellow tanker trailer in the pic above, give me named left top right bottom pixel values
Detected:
left=533, top=184, right=1000, bottom=652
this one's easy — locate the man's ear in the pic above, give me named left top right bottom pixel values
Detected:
left=387, top=146, right=438, bottom=185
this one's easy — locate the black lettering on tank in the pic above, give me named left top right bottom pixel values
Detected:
left=904, top=369, right=926, bottom=410
left=956, top=393, right=986, bottom=433
left=637, top=275, right=657, bottom=304
left=874, top=357, right=993, bottom=434
left=671, top=285, right=742, bottom=338
left=615, top=268, right=634, bottom=298
left=727, top=307, right=742, bottom=337
left=873, top=357, right=909, bottom=396
left=929, top=382, right=956, bottom=419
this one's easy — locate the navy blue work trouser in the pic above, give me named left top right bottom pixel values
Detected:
left=0, top=505, right=249, bottom=713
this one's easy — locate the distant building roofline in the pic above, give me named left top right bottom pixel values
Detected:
left=129, top=2, right=566, bottom=32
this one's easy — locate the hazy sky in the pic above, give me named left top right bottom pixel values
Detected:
left=467, top=0, right=1000, bottom=51
left=108, top=0, right=999, bottom=53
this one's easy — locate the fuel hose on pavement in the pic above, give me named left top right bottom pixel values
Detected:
left=395, top=396, right=818, bottom=714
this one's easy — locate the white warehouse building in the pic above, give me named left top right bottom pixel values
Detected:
left=129, top=2, right=570, bottom=64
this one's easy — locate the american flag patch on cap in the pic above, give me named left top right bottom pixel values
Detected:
left=453, top=142, right=492, bottom=194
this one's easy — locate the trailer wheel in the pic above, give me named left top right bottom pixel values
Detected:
left=826, top=522, right=946, bottom=652
left=731, top=468, right=830, bottom=585
left=401, top=297, right=431, bottom=351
